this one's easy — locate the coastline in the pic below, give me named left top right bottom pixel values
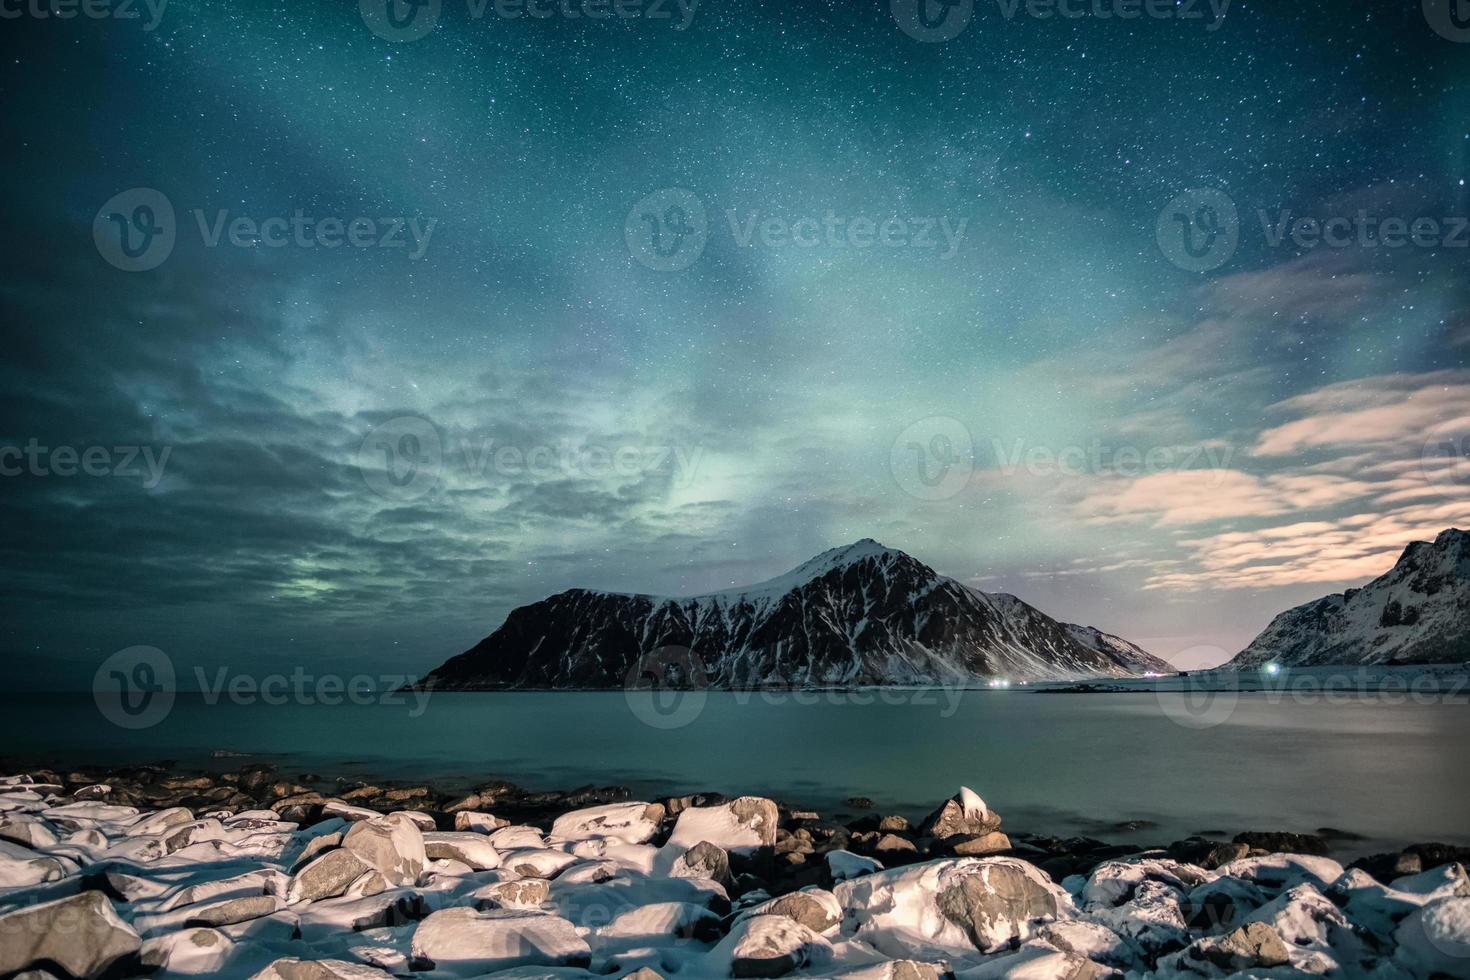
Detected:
left=2, top=761, right=1467, bottom=979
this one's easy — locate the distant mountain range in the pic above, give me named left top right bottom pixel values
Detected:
left=1228, top=528, right=1470, bottom=669
left=421, top=539, right=1172, bottom=690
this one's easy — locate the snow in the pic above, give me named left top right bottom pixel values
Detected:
left=828, top=849, right=885, bottom=881
left=660, top=798, right=776, bottom=860
left=1396, top=897, right=1470, bottom=976
left=409, top=907, right=590, bottom=975
left=5, top=774, right=1466, bottom=980
left=957, top=787, right=990, bottom=822
left=549, top=802, right=662, bottom=845
left=1231, top=528, right=1470, bottom=668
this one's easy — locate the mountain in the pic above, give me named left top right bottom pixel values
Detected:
left=1228, top=528, right=1470, bottom=669
left=421, top=539, right=1172, bottom=690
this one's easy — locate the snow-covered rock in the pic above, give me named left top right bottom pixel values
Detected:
left=738, top=888, right=843, bottom=935
left=1243, top=883, right=1361, bottom=974
left=836, top=857, right=1068, bottom=958
left=596, top=900, right=721, bottom=943
left=919, top=787, right=1002, bottom=842
left=340, top=813, right=426, bottom=887
left=422, top=832, right=501, bottom=870
left=0, top=890, right=142, bottom=979
left=1395, top=895, right=1470, bottom=976
left=550, top=802, right=665, bottom=845
left=500, top=847, right=580, bottom=879
left=138, top=926, right=236, bottom=974
left=1217, top=853, right=1344, bottom=894
left=707, top=913, right=833, bottom=977
left=828, top=849, right=885, bottom=882
left=664, top=797, right=779, bottom=856
left=288, top=848, right=375, bottom=904
left=251, top=957, right=397, bottom=979
left=409, top=907, right=591, bottom=974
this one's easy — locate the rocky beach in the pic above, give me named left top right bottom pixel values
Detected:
left=2, top=765, right=1468, bottom=979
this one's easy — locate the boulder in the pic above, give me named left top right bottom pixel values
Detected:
left=741, top=888, right=842, bottom=934
left=1166, top=837, right=1249, bottom=870
left=875, top=834, right=919, bottom=856
left=935, top=858, right=1062, bottom=953
left=499, top=847, right=579, bottom=879
left=0, top=891, right=142, bottom=979
left=472, top=876, right=551, bottom=909
left=182, top=894, right=280, bottom=927
left=665, top=797, right=779, bottom=856
left=454, top=810, right=510, bottom=833
left=0, top=841, right=70, bottom=888
left=0, top=815, right=58, bottom=849
left=389, top=810, right=436, bottom=831
left=250, top=958, right=396, bottom=980
left=1233, top=831, right=1330, bottom=856
left=918, top=787, right=1001, bottom=843
left=341, top=813, right=426, bottom=886
left=422, top=831, right=501, bottom=870
left=1394, top=895, right=1470, bottom=976
left=295, top=889, right=429, bottom=941
left=487, top=825, right=547, bottom=851
left=290, top=831, right=344, bottom=871
left=138, top=927, right=235, bottom=975
left=1217, top=853, right=1344, bottom=893
left=287, top=847, right=374, bottom=904
left=130, top=806, right=195, bottom=836
left=709, top=913, right=832, bottom=978
left=409, top=907, right=591, bottom=975
left=951, top=832, right=1013, bottom=857
left=827, top=849, right=884, bottom=882
left=550, top=802, right=665, bottom=845
left=671, top=841, right=732, bottom=884
left=836, top=857, right=1065, bottom=958
left=598, top=901, right=722, bottom=942
left=320, top=801, right=378, bottom=823
left=1160, top=921, right=1291, bottom=975
left=1037, top=919, right=1136, bottom=971
left=1242, top=883, right=1358, bottom=973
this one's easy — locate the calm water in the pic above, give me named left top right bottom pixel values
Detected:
left=3, top=691, right=1467, bottom=856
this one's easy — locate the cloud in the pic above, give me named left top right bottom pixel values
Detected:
left=1146, top=501, right=1468, bottom=591
left=1077, top=469, right=1376, bottom=526
left=1255, top=370, right=1470, bottom=455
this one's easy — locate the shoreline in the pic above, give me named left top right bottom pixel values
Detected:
left=2, top=762, right=1467, bottom=979
left=2, top=756, right=1460, bottom=865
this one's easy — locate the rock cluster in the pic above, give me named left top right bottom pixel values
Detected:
left=1, top=769, right=1468, bottom=979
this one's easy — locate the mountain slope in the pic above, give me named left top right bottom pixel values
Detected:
left=1228, top=528, right=1470, bottom=669
left=422, top=540, right=1171, bottom=689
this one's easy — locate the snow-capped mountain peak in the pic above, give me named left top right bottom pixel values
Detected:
left=421, top=540, right=1170, bottom=689
left=1229, top=527, right=1470, bottom=669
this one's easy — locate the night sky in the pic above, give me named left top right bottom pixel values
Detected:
left=2, top=0, right=1467, bottom=688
